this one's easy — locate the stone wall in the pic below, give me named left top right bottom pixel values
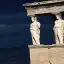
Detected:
left=28, top=45, right=64, bottom=64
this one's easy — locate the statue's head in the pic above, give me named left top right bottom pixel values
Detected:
left=55, top=13, right=62, bottom=20
left=31, top=15, right=38, bottom=22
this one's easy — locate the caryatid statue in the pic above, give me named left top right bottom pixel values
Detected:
left=30, top=16, right=41, bottom=45
left=53, top=13, right=64, bottom=44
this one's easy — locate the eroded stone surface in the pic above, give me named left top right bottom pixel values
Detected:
left=23, top=0, right=64, bottom=7
left=29, top=45, right=64, bottom=64
left=30, top=48, right=49, bottom=64
left=23, top=0, right=64, bottom=16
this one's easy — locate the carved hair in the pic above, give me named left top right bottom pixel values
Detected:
left=55, top=13, right=62, bottom=20
left=31, top=15, right=38, bottom=22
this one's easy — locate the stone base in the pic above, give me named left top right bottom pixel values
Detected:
left=28, top=44, right=64, bottom=64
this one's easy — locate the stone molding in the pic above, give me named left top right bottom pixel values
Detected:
left=23, top=0, right=64, bottom=16
left=28, top=44, right=64, bottom=48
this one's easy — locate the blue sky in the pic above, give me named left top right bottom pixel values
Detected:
left=0, top=0, right=55, bottom=48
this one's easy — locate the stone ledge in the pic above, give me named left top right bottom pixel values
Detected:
left=23, top=0, right=64, bottom=7
left=28, top=44, right=64, bottom=49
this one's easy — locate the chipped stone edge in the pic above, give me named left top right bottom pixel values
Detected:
left=28, top=44, right=64, bottom=49
left=23, top=0, right=64, bottom=7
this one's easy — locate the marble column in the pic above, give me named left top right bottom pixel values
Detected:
left=30, top=15, right=41, bottom=45
left=53, top=13, right=64, bottom=44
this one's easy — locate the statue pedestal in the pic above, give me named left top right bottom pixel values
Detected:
left=28, top=44, right=64, bottom=64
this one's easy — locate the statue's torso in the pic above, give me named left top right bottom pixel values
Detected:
left=30, top=22, right=40, bottom=34
left=54, top=20, right=64, bottom=32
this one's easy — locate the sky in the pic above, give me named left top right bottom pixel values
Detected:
left=0, top=0, right=55, bottom=48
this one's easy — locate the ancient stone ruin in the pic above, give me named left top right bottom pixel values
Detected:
left=23, top=0, right=64, bottom=64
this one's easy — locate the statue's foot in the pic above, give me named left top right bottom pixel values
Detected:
left=36, top=44, right=40, bottom=46
left=33, top=43, right=40, bottom=46
left=60, top=43, right=64, bottom=45
left=61, top=43, right=64, bottom=45
left=33, top=44, right=37, bottom=46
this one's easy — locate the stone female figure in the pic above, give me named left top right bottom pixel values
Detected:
left=54, top=13, right=64, bottom=44
left=30, top=16, right=41, bottom=45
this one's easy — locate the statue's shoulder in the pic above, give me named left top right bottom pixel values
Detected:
left=37, top=22, right=40, bottom=25
left=55, top=20, right=58, bottom=24
left=61, top=20, right=64, bottom=22
left=37, top=22, right=41, bottom=27
left=30, top=23, right=33, bottom=26
left=61, top=20, right=64, bottom=25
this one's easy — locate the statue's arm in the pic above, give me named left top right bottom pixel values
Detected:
left=37, top=22, right=41, bottom=28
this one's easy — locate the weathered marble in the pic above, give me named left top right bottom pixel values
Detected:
left=23, top=0, right=64, bottom=45
left=53, top=13, right=64, bottom=44
left=23, top=0, right=64, bottom=64
left=28, top=45, right=64, bottom=64
left=23, top=0, right=64, bottom=16
left=30, top=16, right=41, bottom=45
